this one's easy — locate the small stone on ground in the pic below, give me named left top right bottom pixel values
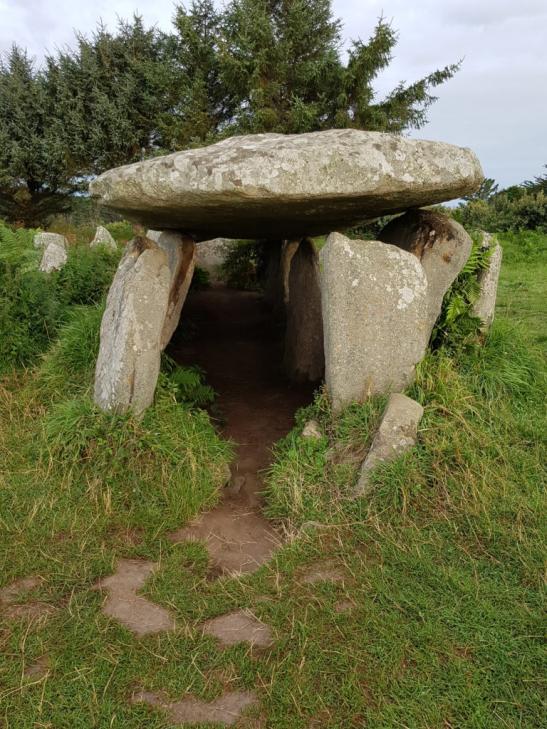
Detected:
left=301, top=561, right=345, bottom=585
left=95, top=559, right=174, bottom=636
left=202, top=609, right=274, bottom=648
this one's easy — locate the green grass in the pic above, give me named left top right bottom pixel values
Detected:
left=0, top=229, right=545, bottom=728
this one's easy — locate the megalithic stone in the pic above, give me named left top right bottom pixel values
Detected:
left=320, top=232, right=429, bottom=411
left=146, top=230, right=195, bottom=349
left=94, top=237, right=171, bottom=416
left=472, top=231, right=503, bottom=332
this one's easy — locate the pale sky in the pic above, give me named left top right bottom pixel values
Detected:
left=1, top=0, right=546, bottom=188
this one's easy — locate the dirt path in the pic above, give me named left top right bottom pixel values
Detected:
left=168, top=285, right=315, bottom=574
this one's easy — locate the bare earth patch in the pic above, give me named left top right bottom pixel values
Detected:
left=169, top=503, right=279, bottom=575
left=301, top=560, right=345, bottom=585
left=24, top=654, right=51, bottom=679
left=0, top=575, right=56, bottom=621
left=202, top=609, right=274, bottom=648
left=133, top=688, right=258, bottom=726
left=95, top=559, right=175, bottom=636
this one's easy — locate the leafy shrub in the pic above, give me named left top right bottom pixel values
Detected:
left=191, top=265, right=210, bottom=290
left=222, top=240, right=264, bottom=289
left=454, top=190, right=547, bottom=233
left=161, top=356, right=216, bottom=408
left=55, top=245, right=120, bottom=307
left=105, top=220, right=134, bottom=243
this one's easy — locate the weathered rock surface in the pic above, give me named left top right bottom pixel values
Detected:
left=195, top=237, right=233, bottom=280
left=94, top=237, right=170, bottom=415
left=302, top=419, right=322, bottom=440
left=90, top=225, right=117, bottom=249
left=202, top=609, right=274, bottom=648
left=354, top=393, right=424, bottom=495
left=283, top=239, right=324, bottom=382
left=379, top=209, right=472, bottom=332
left=146, top=230, right=195, bottom=348
left=34, top=231, right=67, bottom=249
left=90, top=129, right=483, bottom=239
left=96, top=559, right=174, bottom=636
left=473, top=232, right=502, bottom=331
left=320, top=233, right=430, bottom=410
left=39, top=239, right=67, bottom=272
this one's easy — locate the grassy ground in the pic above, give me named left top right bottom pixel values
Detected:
left=0, top=230, right=545, bottom=728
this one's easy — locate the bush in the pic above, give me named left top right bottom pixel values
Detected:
left=222, top=240, right=265, bottom=289
left=454, top=190, right=547, bottom=233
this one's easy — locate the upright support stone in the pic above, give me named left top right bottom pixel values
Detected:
left=39, top=239, right=68, bottom=272
left=379, top=209, right=472, bottom=332
left=473, top=232, right=502, bottom=331
left=280, top=240, right=300, bottom=305
left=283, top=239, right=324, bottom=382
left=147, top=230, right=195, bottom=349
left=94, top=237, right=171, bottom=415
left=90, top=225, right=117, bottom=250
left=320, top=232, right=429, bottom=411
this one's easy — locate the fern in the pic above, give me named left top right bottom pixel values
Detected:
left=431, top=236, right=495, bottom=350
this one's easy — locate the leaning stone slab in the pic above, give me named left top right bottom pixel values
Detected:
left=195, top=237, right=233, bottom=280
left=39, top=240, right=67, bottom=272
left=320, top=233, right=429, bottom=411
left=379, top=209, right=472, bottom=332
left=94, top=237, right=170, bottom=415
left=90, top=129, right=483, bottom=239
left=473, top=232, right=502, bottom=331
left=90, top=225, right=117, bottom=250
left=34, top=231, right=67, bottom=249
left=354, top=393, right=424, bottom=496
left=146, top=230, right=195, bottom=349
left=283, top=238, right=324, bottom=382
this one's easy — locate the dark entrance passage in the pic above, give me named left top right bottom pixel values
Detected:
left=168, top=285, right=317, bottom=574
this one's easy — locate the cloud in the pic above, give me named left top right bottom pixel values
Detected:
left=0, top=0, right=545, bottom=187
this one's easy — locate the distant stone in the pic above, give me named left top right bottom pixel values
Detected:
left=320, top=233, right=429, bottom=411
left=354, top=393, right=424, bottom=496
left=283, top=239, right=324, bottom=382
left=302, top=420, right=322, bottom=440
left=90, top=129, right=483, bottom=239
left=146, top=230, right=195, bottom=349
left=379, top=209, right=472, bottom=332
left=473, top=232, right=502, bottom=331
left=90, top=225, right=117, bottom=250
left=195, top=237, right=234, bottom=280
left=39, top=240, right=67, bottom=272
left=93, top=237, right=170, bottom=415
left=34, top=231, right=67, bottom=249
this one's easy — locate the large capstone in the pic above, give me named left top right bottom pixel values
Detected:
left=146, top=230, right=195, bottom=349
left=89, top=129, right=483, bottom=239
left=94, top=237, right=171, bottom=415
left=379, top=209, right=472, bottom=332
left=320, top=233, right=430, bottom=411
left=283, top=239, right=324, bottom=382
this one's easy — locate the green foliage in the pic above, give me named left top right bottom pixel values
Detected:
left=431, top=234, right=493, bottom=350
left=105, top=221, right=134, bottom=243
left=190, top=265, right=210, bottom=290
left=221, top=239, right=264, bottom=289
left=161, top=356, right=216, bottom=408
left=0, top=221, right=118, bottom=373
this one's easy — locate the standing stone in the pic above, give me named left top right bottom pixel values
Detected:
left=39, top=240, right=68, bottom=273
left=146, top=230, right=195, bottom=349
left=283, top=239, right=324, bottom=382
left=379, top=209, right=472, bottom=332
left=34, top=231, right=67, bottom=249
left=473, top=232, right=502, bottom=331
left=90, top=225, right=117, bottom=250
left=281, top=240, right=300, bottom=305
left=94, top=237, right=171, bottom=415
left=320, top=233, right=429, bottom=411
left=354, top=393, right=424, bottom=496
left=195, top=238, right=233, bottom=280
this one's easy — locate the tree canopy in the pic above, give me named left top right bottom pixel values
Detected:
left=0, top=1, right=462, bottom=225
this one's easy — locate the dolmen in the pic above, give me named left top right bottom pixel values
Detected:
left=89, top=129, right=485, bottom=416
